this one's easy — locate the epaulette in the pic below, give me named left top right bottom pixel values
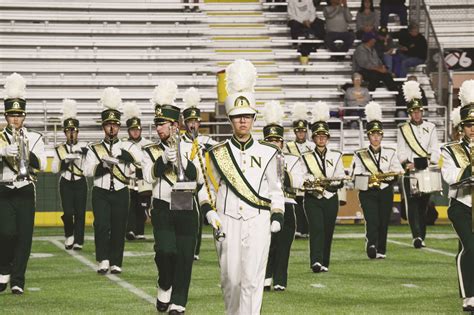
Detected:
left=382, top=146, right=396, bottom=151
left=443, top=141, right=460, bottom=149
left=258, top=140, right=279, bottom=151
left=89, top=141, right=101, bottom=147
left=355, top=148, right=368, bottom=154
left=121, top=137, right=129, bottom=142
left=397, top=122, right=408, bottom=128
left=329, top=148, right=342, bottom=155
left=208, top=140, right=226, bottom=152
left=143, top=143, right=161, bottom=150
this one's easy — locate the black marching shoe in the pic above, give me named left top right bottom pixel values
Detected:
left=367, top=245, right=377, bottom=259
left=156, top=299, right=170, bottom=313
left=126, top=231, right=136, bottom=241
left=462, top=305, right=474, bottom=312
left=413, top=237, right=423, bottom=249
left=263, top=285, right=271, bottom=292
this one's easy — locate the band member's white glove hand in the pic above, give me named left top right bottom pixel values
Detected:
left=163, top=148, right=177, bottom=164
left=270, top=221, right=281, bottom=233
left=71, top=144, right=83, bottom=154
left=2, top=144, right=19, bottom=157
left=206, top=211, right=222, bottom=230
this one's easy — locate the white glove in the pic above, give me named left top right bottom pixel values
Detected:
left=206, top=211, right=222, bottom=230
left=162, top=148, right=177, bottom=164
left=1, top=144, right=19, bottom=157
left=71, top=144, right=83, bottom=154
left=270, top=221, right=281, bottom=233
left=65, top=153, right=80, bottom=163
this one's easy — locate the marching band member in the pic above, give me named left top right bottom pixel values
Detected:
left=51, top=99, right=88, bottom=250
left=200, top=60, right=285, bottom=315
left=285, top=102, right=314, bottom=238
left=180, top=87, right=216, bottom=260
left=83, top=88, right=143, bottom=275
left=397, top=80, right=439, bottom=249
left=123, top=101, right=152, bottom=241
left=301, top=101, right=345, bottom=273
left=263, top=100, right=304, bottom=291
left=0, top=73, right=46, bottom=294
left=352, top=101, right=403, bottom=259
left=142, top=81, right=201, bottom=314
left=441, top=79, right=474, bottom=312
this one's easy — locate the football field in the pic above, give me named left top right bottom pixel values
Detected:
left=1, top=224, right=466, bottom=314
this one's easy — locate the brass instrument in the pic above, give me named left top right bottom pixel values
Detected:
left=12, top=126, right=31, bottom=181
left=276, top=149, right=285, bottom=190
left=368, top=171, right=402, bottom=189
left=168, top=124, right=185, bottom=182
left=302, top=175, right=350, bottom=195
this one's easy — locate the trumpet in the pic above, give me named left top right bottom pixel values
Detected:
left=275, top=149, right=285, bottom=189
left=168, top=124, right=185, bottom=182
left=368, top=172, right=402, bottom=189
left=11, top=126, right=31, bottom=181
left=302, top=175, right=350, bottom=195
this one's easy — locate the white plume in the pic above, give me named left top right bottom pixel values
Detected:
left=402, top=81, right=422, bottom=102
left=292, top=102, right=308, bottom=121
left=61, top=99, right=77, bottom=121
left=312, top=101, right=330, bottom=122
left=152, top=80, right=178, bottom=105
left=4, top=72, right=26, bottom=99
left=459, top=79, right=474, bottom=106
left=183, top=87, right=201, bottom=108
left=99, top=87, right=121, bottom=110
left=225, top=59, right=257, bottom=95
left=451, top=107, right=461, bottom=127
left=263, top=100, right=284, bottom=125
left=365, top=101, right=382, bottom=122
left=123, top=101, right=140, bottom=120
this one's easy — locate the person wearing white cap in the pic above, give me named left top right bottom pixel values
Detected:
left=200, top=59, right=285, bottom=315
left=441, top=79, right=474, bottom=312
left=51, top=99, right=89, bottom=250
left=351, top=101, right=403, bottom=259
left=123, top=101, right=152, bottom=241
left=180, top=87, right=217, bottom=261
left=0, top=73, right=46, bottom=295
left=397, top=80, right=439, bottom=249
left=83, top=87, right=143, bottom=275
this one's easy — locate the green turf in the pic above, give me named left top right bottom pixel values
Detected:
left=1, top=224, right=466, bottom=314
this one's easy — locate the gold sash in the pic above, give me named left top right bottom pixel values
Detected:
left=210, top=143, right=271, bottom=210
left=144, top=144, right=177, bottom=185
left=55, top=144, right=83, bottom=176
left=286, top=141, right=300, bottom=156
left=302, top=152, right=325, bottom=178
left=400, top=123, right=429, bottom=158
left=91, top=143, right=128, bottom=184
left=356, top=149, right=380, bottom=175
left=449, top=143, right=470, bottom=169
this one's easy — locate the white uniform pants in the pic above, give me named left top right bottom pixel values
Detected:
left=216, top=211, right=271, bottom=315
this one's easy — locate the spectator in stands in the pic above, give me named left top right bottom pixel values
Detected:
left=380, top=0, right=407, bottom=28
left=374, top=26, right=400, bottom=74
left=396, top=23, right=428, bottom=78
left=356, top=0, right=380, bottom=40
left=288, top=0, right=326, bottom=64
left=183, top=0, right=200, bottom=13
left=323, top=0, right=355, bottom=58
left=395, top=75, right=428, bottom=117
left=344, top=72, right=371, bottom=128
left=352, top=32, right=398, bottom=91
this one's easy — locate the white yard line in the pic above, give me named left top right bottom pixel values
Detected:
left=387, top=239, right=456, bottom=257
left=49, top=239, right=155, bottom=305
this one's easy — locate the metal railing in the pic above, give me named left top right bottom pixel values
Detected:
left=409, top=0, right=453, bottom=140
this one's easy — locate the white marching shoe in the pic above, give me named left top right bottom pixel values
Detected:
left=110, top=265, right=122, bottom=274
left=64, top=236, right=74, bottom=250
left=97, top=260, right=109, bottom=274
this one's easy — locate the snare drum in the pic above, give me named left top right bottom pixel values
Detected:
left=410, top=167, right=442, bottom=194
left=354, top=175, right=369, bottom=191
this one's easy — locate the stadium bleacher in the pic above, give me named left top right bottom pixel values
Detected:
left=0, top=0, right=450, bottom=153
